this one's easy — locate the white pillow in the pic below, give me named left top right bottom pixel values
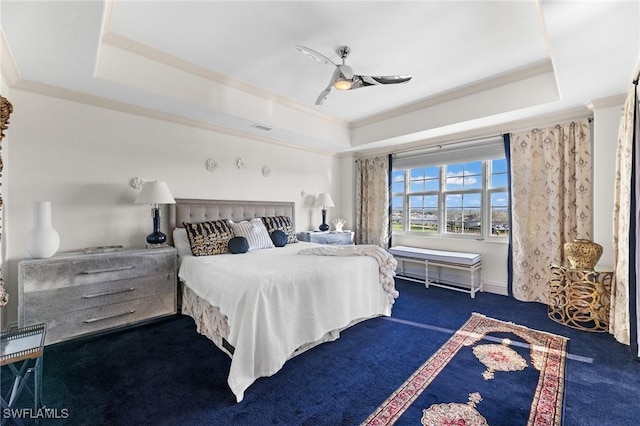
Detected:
left=173, top=227, right=192, bottom=256
left=229, top=218, right=275, bottom=250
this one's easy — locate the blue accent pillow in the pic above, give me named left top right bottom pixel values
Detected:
left=270, top=230, right=288, bottom=247
left=228, top=236, right=249, bottom=254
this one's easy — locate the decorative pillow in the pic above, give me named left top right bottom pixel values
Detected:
left=261, top=216, right=298, bottom=244
left=270, top=230, right=288, bottom=247
left=228, top=237, right=249, bottom=254
left=172, top=228, right=192, bottom=256
left=183, top=219, right=233, bottom=256
left=229, top=218, right=275, bottom=250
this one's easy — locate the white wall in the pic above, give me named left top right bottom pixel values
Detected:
left=592, top=101, right=625, bottom=269
left=2, top=89, right=345, bottom=326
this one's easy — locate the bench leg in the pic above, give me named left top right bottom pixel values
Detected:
left=424, top=261, right=429, bottom=289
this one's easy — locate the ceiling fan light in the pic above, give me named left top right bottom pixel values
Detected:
left=334, top=78, right=352, bottom=91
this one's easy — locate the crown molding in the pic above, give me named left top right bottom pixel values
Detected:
left=584, top=94, right=626, bottom=111
left=350, top=60, right=555, bottom=130
left=11, top=79, right=340, bottom=158
left=100, top=32, right=349, bottom=130
left=350, top=106, right=592, bottom=159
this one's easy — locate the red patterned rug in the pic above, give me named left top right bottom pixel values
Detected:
left=363, top=313, right=568, bottom=426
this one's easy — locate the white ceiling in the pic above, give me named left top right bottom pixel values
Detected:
left=1, top=1, right=638, bottom=154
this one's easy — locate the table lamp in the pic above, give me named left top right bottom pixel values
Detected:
left=314, top=193, right=335, bottom=231
left=135, top=181, right=175, bottom=244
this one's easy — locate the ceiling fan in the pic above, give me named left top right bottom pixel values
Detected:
left=295, top=45, right=412, bottom=105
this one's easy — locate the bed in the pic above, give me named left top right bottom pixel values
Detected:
left=168, top=199, right=397, bottom=402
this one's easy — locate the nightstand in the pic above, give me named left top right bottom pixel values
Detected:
left=297, top=231, right=354, bottom=245
left=548, top=263, right=614, bottom=332
left=18, top=247, right=177, bottom=345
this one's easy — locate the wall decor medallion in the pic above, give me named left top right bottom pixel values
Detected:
left=206, top=157, right=219, bottom=172
left=130, top=177, right=147, bottom=189
left=236, top=158, right=246, bottom=169
left=262, top=166, right=271, bottom=177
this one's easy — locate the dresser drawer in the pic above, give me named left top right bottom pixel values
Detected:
left=34, top=292, right=176, bottom=345
left=18, top=247, right=178, bottom=344
left=21, top=272, right=175, bottom=321
left=19, top=250, right=175, bottom=293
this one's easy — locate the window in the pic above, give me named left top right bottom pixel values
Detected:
left=392, top=138, right=509, bottom=239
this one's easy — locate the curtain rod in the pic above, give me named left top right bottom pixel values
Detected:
left=392, top=134, right=503, bottom=157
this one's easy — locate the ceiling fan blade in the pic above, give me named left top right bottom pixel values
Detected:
left=315, top=68, right=341, bottom=105
left=337, top=64, right=354, bottom=80
left=295, top=45, right=336, bottom=66
left=351, top=75, right=413, bottom=89
left=315, top=87, right=331, bottom=105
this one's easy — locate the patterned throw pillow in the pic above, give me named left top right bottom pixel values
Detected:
left=183, top=219, right=233, bottom=256
left=261, top=216, right=298, bottom=244
left=229, top=218, right=275, bottom=250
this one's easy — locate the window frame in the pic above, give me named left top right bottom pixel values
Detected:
left=391, top=157, right=508, bottom=241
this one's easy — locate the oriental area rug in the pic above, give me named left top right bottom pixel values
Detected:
left=363, top=313, right=568, bottom=426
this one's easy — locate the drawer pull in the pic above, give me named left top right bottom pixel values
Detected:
left=81, top=287, right=135, bottom=299
left=80, top=265, right=135, bottom=275
left=83, top=310, right=135, bottom=324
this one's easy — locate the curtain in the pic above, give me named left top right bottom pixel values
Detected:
left=355, top=155, right=390, bottom=248
left=509, top=120, right=592, bottom=302
left=504, top=134, right=514, bottom=297
left=0, top=95, right=12, bottom=308
left=612, top=80, right=640, bottom=356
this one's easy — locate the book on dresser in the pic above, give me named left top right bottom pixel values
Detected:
left=18, top=247, right=177, bottom=345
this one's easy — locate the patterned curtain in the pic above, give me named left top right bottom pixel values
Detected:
left=509, top=120, right=592, bottom=302
left=355, top=155, right=390, bottom=248
left=612, top=80, right=639, bottom=355
left=0, top=95, right=12, bottom=308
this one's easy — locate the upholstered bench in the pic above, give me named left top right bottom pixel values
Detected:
left=388, top=245, right=483, bottom=298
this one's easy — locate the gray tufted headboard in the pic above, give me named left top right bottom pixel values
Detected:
left=168, top=199, right=295, bottom=243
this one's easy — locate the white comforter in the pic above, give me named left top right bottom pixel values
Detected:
left=178, top=242, right=392, bottom=402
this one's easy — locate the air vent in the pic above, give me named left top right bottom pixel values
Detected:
left=251, top=124, right=272, bottom=132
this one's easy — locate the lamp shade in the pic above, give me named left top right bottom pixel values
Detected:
left=314, top=193, right=335, bottom=208
left=135, top=181, right=175, bottom=205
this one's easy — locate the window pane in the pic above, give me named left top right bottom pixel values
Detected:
left=391, top=170, right=405, bottom=193
left=410, top=180, right=424, bottom=193
left=490, top=191, right=509, bottom=236
left=409, top=195, right=438, bottom=233
left=391, top=196, right=404, bottom=231
left=491, top=173, right=508, bottom=188
left=408, top=167, right=439, bottom=194
left=446, top=161, right=482, bottom=191
left=445, top=193, right=482, bottom=235
left=490, top=158, right=508, bottom=189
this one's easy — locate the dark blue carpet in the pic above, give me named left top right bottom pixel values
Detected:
left=2, top=278, right=639, bottom=425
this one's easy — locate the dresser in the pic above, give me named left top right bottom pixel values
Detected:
left=296, top=231, right=354, bottom=245
left=18, top=247, right=177, bottom=345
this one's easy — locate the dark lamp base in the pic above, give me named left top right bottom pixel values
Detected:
left=319, top=208, right=329, bottom=231
left=146, top=232, right=167, bottom=245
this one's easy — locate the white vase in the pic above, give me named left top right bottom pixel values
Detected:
left=25, top=201, right=60, bottom=258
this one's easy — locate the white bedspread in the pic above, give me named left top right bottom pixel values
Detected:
left=298, top=244, right=399, bottom=303
left=178, top=242, right=391, bottom=402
